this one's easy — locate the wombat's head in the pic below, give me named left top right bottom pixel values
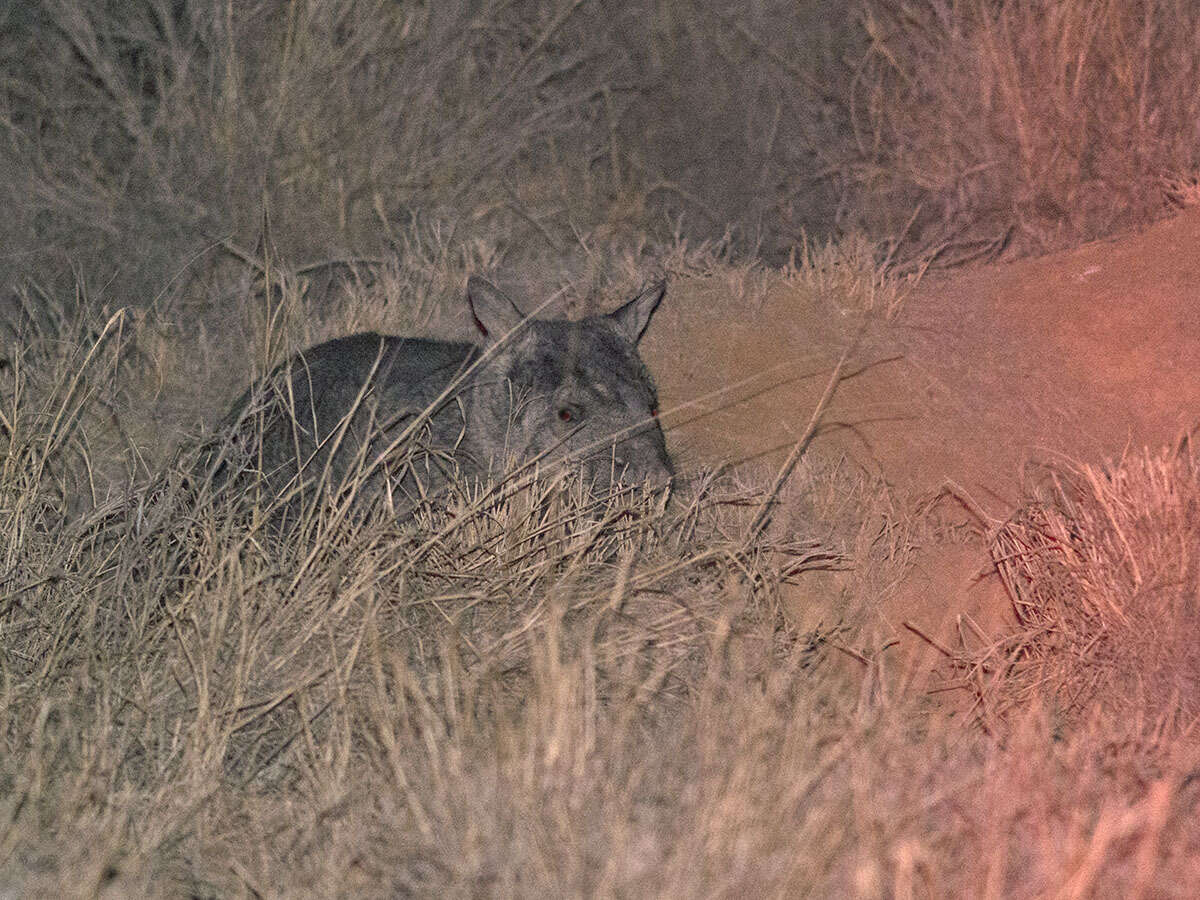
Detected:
left=467, top=276, right=673, bottom=492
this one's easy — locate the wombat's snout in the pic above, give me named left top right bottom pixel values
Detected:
left=636, top=457, right=674, bottom=491
left=590, top=431, right=674, bottom=492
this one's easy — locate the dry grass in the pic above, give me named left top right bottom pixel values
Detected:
left=0, top=302, right=825, bottom=895
left=970, top=447, right=1200, bottom=734
left=783, top=231, right=917, bottom=319
left=0, top=0, right=634, bottom=316
left=7, top=0, right=1199, bottom=309
left=839, top=0, right=1200, bottom=260
left=2, top=276, right=1200, bottom=897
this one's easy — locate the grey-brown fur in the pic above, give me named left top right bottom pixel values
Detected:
left=208, top=276, right=672, bottom=514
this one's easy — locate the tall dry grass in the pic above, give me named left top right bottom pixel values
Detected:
left=4, top=0, right=1200, bottom=320
left=841, top=0, right=1200, bottom=260
left=2, top=268, right=1200, bottom=896
left=979, top=446, right=1200, bottom=733
left=0, top=0, right=636, bottom=320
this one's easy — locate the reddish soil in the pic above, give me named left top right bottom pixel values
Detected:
left=645, top=209, right=1200, bottom=675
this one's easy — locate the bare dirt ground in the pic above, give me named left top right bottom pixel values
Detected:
left=646, top=209, right=1200, bottom=677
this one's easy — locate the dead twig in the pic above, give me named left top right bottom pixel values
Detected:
left=742, top=330, right=863, bottom=549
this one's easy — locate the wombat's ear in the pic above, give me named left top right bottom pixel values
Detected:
left=610, top=280, right=667, bottom=343
left=467, top=276, right=527, bottom=341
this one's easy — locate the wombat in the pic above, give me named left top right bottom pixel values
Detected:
left=206, top=276, right=672, bottom=516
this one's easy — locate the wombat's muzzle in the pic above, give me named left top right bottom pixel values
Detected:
left=588, top=431, right=673, bottom=492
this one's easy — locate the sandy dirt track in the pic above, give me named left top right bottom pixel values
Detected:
left=644, top=209, right=1200, bottom=674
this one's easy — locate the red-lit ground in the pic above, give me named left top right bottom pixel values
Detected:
left=649, top=208, right=1200, bottom=678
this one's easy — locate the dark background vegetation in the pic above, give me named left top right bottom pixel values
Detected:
left=5, top=0, right=1199, bottom=319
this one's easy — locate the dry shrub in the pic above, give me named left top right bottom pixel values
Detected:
left=985, top=446, right=1200, bottom=730
left=12, top=0, right=1200, bottom=312
left=0, top=0, right=620, bottom=309
left=845, top=0, right=1200, bottom=259
left=0, top=0, right=882, bottom=309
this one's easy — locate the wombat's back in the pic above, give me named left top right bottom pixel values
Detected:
left=243, top=331, right=476, bottom=432
left=204, top=274, right=673, bottom=518
left=212, top=332, right=480, bottom=509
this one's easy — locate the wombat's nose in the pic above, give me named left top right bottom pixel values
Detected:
left=646, top=463, right=674, bottom=491
left=614, top=457, right=673, bottom=490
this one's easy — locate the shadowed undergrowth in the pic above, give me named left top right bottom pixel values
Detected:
left=846, top=0, right=1200, bottom=261
left=7, top=0, right=1200, bottom=327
